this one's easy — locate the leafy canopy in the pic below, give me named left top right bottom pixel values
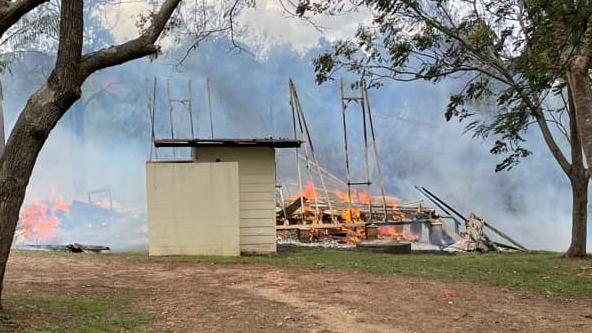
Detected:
left=301, top=0, right=592, bottom=171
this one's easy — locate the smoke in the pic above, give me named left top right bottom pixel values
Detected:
left=1, top=38, right=585, bottom=252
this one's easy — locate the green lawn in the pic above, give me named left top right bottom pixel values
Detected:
left=121, top=246, right=592, bottom=299
left=1, top=294, right=151, bottom=333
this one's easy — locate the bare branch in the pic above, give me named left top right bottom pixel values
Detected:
left=0, top=0, right=49, bottom=37
left=80, top=0, right=181, bottom=78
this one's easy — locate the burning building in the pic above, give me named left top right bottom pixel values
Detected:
left=145, top=78, right=525, bottom=257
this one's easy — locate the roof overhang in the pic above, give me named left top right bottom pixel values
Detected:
left=154, top=138, right=302, bottom=149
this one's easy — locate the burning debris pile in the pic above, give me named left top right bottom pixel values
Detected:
left=276, top=80, right=527, bottom=254
left=276, top=182, right=455, bottom=249
left=14, top=189, right=146, bottom=251
left=276, top=185, right=527, bottom=253
left=17, top=197, right=70, bottom=243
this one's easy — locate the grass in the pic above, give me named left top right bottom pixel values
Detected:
left=118, top=247, right=592, bottom=299
left=4, top=248, right=591, bottom=332
left=1, top=294, right=152, bottom=333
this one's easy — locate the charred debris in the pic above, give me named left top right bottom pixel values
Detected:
left=276, top=79, right=527, bottom=254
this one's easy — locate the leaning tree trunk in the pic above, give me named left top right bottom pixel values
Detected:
left=0, top=81, right=82, bottom=309
left=0, top=0, right=180, bottom=309
left=0, top=0, right=84, bottom=310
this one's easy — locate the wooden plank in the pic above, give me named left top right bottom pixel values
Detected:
left=240, top=184, right=274, bottom=194
left=240, top=201, right=274, bottom=210
left=240, top=209, right=275, bottom=219
left=240, top=192, right=274, bottom=202
left=240, top=226, right=275, bottom=236
left=482, top=219, right=528, bottom=251
left=240, top=235, right=276, bottom=245
left=282, top=197, right=308, bottom=217
left=240, top=243, right=276, bottom=253
left=239, top=174, right=275, bottom=185
left=241, top=218, right=274, bottom=228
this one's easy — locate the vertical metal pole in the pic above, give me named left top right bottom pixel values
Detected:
left=150, top=78, right=158, bottom=159
left=166, top=79, right=176, bottom=158
left=146, top=79, right=152, bottom=160
left=292, top=81, right=336, bottom=224
left=207, top=78, right=214, bottom=139
left=340, top=79, right=353, bottom=221
left=363, top=81, right=388, bottom=221
left=188, top=80, right=195, bottom=139
left=278, top=186, right=288, bottom=225
left=290, top=82, right=320, bottom=219
left=360, top=79, right=373, bottom=222
left=290, top=82, right=305, bottom=224
left=269, top=104, right=273, bottom=138
left=295, top=101, right=320, bottom=220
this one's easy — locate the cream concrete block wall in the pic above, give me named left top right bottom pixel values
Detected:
left=193, top=147, right=277, bottom=253
left=146, top=161, right=240, bottom=256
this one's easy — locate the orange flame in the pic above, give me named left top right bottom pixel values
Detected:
left=20, top=198, right=69, bottom=242
left=334, top=190, right=351, bottom=203
left=345, top=226, right=365, bottom=244
left=303, top=181, right=318, bottom=200
left=335, top=190, right=373, bottom=204
left=356, top=191, right=372, bottom=204
left=287, top=180, right=321, bottom=202
left=378, top=226, right=418, bottom=242
left=342, top=207, right=361, bottom=223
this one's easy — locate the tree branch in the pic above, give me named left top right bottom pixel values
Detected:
left=567, top=81, right=588, bottom=178
left=407, top=3, right=573, bottom=174
left=49, top=0, right=83, bottom=86
left=79, top=0, right=181, bottom=78
left=534, top=110, right=572, bottom=174
left=0, top=0, right=49, bottom=38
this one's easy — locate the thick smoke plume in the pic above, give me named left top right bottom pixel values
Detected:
left=2, top=39, right=585, bottom=251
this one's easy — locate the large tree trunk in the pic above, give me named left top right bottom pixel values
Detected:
left=0, top=0, right=84, bottom=310
left=567, top=55, right=592, bottom=172
left=0, top=84, right=81, bottom=310
left=566, top=174, right=588, bottom=257
left=0, top=80, right=5, bottom=155
left=565, top=82, right=589, bottom=257
left=0, top=0, right=180, bottom=310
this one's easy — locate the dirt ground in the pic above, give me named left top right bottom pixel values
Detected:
left=4, top=252, right=592, bottom=333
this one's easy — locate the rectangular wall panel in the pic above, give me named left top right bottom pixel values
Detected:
left=146, top=162, right=240, bottom=256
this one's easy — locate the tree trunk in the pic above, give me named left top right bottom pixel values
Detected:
left=0, top=80, right=5, bottom=155
left=0, top=83, right=81, bottom=310
left=0, top=0, right=179, bottom=310
left=565, top=81, right=589, bottom=257
left=566, top=174, right=588, bottom=257
left=567, top=55, right=592, bottom=172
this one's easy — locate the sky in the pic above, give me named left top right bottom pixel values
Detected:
left=1, top=1, right=585, bottom=251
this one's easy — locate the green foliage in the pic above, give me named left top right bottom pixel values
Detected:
left=308, top=0, right=592, bottom=171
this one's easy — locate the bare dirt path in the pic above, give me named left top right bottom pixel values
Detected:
left=5, top=253, right=592, bottom=332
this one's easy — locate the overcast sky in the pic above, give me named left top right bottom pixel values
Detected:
left=103, top=0, right=366, bottom=56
